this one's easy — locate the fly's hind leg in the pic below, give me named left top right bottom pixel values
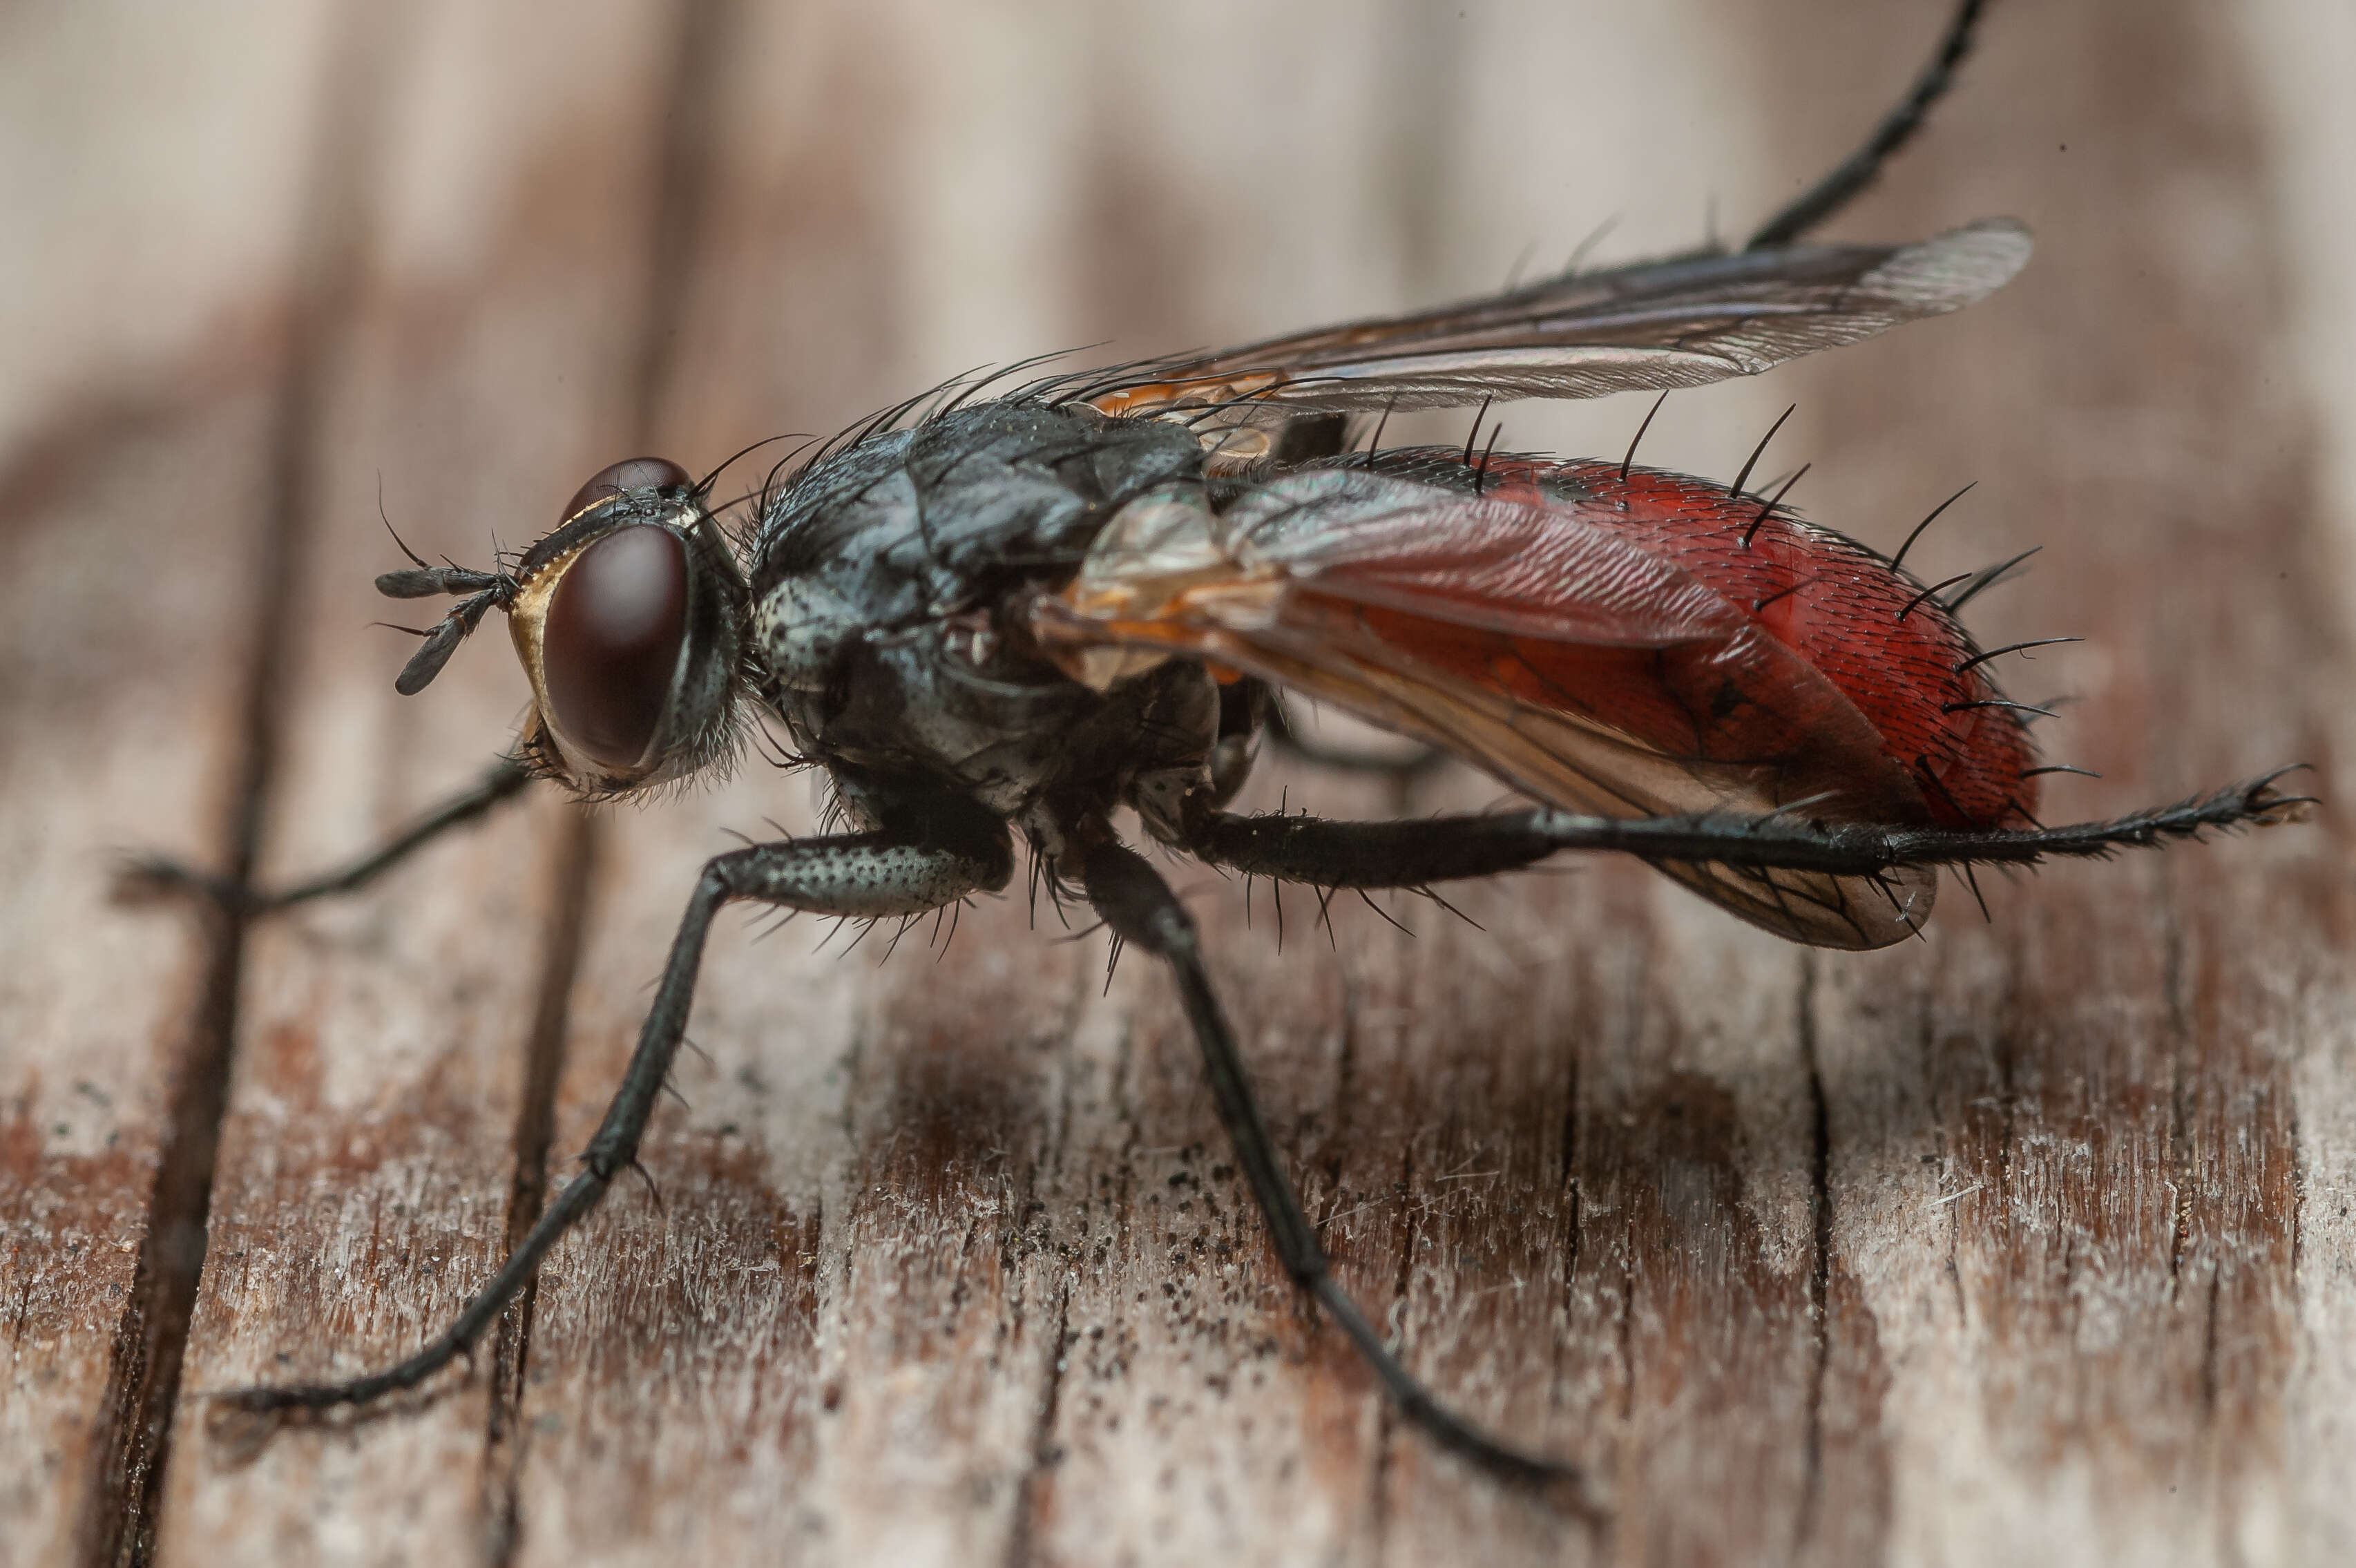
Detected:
left=1174, top=770, right=2307, bottom=888
left=213, top=794, right=1013, bottom=1432
left=1078, top=834, right=1598, bottom=1511
left=1138, top=774, right=2299, bottom=1500
left=118, top=754, right=535, bottom=915
left=1745, top=0, right=1986, bottom=249
left=1178, top=803, right=1558, bottom=889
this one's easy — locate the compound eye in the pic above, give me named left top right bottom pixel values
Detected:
left=542, top=525, right=689, bottom=769
left=564, top=456, right=691, bottom=521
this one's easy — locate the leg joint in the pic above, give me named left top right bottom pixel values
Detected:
left=1078, top=839, right=1194, bottom=956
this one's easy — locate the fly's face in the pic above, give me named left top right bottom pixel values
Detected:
left=379, top=457, right=750, bottom=798
left=508, top=459, right=749, bottom=794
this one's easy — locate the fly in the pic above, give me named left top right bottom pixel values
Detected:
left=134, top=0, right=2306, bottom=1505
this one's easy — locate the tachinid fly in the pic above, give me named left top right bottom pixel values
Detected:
left=140, top=0, right=2306, bottom=1500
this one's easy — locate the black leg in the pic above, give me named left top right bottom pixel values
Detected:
left=1080, top=837, right=1596, bottom=1508
left=214, top=807, right=1013, bottom=1427
left=120, top=754, right=535, bottom=915
left=1179, top=771, right=2306, bottom=888
left=1746, top=0, right=1985, bottom=249
left=1182, top=805, right=1558, bottom=888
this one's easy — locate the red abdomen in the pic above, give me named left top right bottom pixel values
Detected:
left=1489, top=457, right=2040, bottom=828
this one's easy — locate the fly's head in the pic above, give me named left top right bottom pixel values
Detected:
left=378, top=457, right=750, bottom=799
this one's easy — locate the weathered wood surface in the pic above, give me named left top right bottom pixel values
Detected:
left=6, top=1, right=2354, bottom=1564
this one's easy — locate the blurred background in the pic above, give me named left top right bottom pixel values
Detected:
left=6, top=1, right=2355, bottom=1565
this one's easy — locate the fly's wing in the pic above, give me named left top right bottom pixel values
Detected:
left=1073, top=220, right=2029, bottom=419
left=1032, top=471, right=1940, bottom=948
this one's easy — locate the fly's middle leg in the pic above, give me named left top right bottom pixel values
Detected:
left=1079, top=835, right=1597, bottom=1510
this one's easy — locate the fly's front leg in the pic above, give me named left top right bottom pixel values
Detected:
left=215, top=801, right=1013, bottom=1428
left=1079, top=837, right=1593, bottom=1507
left=119, top=754, right=535, bottom=915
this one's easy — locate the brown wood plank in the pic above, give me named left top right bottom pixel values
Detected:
left=7, top=1, right=2353, bottom=1563
left=0, top=9, right=352, bottom=1558
left=141, top=2, right=710, bottom=1558
left=0, top=390, right=282, bottom=1568
left=1761, top=3, right=2341, bottom=1559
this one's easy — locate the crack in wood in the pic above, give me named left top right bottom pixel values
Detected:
left=1793, top=954, right=1832, bottom=1554
left=458, top=7, right=734, bottom=1552
left=1368, top=1136, right=1416, bottom=1556
left=1556, top=979, right=1584, bottom=1414
left=74, top=10, right=405, bottom=1562
left=478, top=810, right=600, bottom=1567
left=1000, top=1271, right=1073, bottom=1568
left=2165, top=900, right=2194, bottom=1298
left=79, top=890, right=247, bottom=1568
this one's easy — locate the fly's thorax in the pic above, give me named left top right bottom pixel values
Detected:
left=755, top=581, right=1224, bottom=823
left=744, top=401, right=1209, bottom=696
left=752, top=574, right=868, bottom=695
left=740, top=400, right=1223, bottom=813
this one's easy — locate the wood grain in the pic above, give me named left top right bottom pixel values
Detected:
left=4, top=1, right=2352, bottom=1565
left=0, top=392, right=278, bottom=1568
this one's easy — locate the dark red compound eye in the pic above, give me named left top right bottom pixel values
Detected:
left=564, top=456, right=692, bottom=521
left=542, top=524, right=690, bottom=769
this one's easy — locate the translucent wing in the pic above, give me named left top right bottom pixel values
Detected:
left=1031, top=470, right=1942, bottom=948
left=1075, top=220, right=2029, bottom=419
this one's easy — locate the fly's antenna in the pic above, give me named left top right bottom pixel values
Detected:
left=375, top=539, right=519, bottom=695
left=1746, top=0, right=1986, bottom=249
